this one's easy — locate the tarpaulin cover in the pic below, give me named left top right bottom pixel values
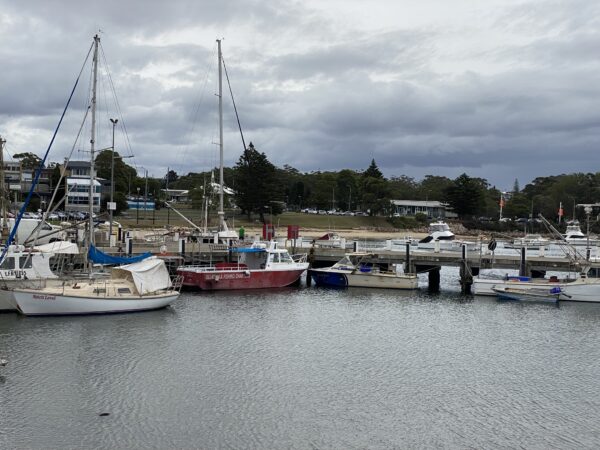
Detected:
left=112, top=257, right=172, bottom=295
left=88, top=244, right=151, bottom=265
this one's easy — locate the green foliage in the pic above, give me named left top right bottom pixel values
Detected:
left=233, top=142, right=283, bottom=222
left=13, top=152, right=43, bottom=170
left=95, top=150, right=136, bottom=195
left=363, top=159, right=384, bottom=179
left=444, top=173, right=486, bottom=218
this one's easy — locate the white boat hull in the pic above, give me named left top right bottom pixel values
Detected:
left=311, top=268, right=418, bottom=289
left=13, top=290, right=178, bottom=316
left=473, top=277, right=600, bottom=302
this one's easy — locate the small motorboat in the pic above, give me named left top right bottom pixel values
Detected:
left=492, top=285, right=561, bottom=303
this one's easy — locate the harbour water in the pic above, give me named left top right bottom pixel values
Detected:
left=2, top=269, right=600, bottom=449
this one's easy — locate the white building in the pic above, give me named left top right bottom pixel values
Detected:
left=390, top=200, right=457, bottom=219
left=65, top=178, right=101, bottom=212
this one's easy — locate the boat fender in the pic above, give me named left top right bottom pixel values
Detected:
left=488, top=239, right=497, bottom=251
left=244, top=270, right=251, bottom=276
left=160, top=245, right=167, bottom=255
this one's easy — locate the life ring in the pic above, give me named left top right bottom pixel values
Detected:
left=160, top=245, right=168, bottom=255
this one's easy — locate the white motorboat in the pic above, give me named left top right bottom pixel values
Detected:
left=492, top=285, right=561, bottom=303
left=562, top=221, right=599, bottom=246
left=401, top=221, right=478, bottom=252
left=310, top=253, right=418, bottom=289
left=13, top=257, right=180, bottom=316
left=473, top=273, right=600, bottom=302
left=418, top=221, right=455, bottom=243
left=504, top=234, right=550, bottom=250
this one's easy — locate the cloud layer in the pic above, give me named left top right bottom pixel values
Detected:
left=1, top=0, right=599, bottom=190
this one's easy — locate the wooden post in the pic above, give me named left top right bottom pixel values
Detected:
left=519, top=246, right=526, bottom=276
left=428, top=268, right=440, bottom=292
left=405, top=242, right=411, bottom=274
left=460, top=243, right=472, bottom=294
left=125, top=237, right=132, bottom=256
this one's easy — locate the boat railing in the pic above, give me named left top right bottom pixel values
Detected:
left=170, top=275, right=184, bottom=292
left=291, top=253, right=308, bottom=263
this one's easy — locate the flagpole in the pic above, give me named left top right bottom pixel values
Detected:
left=499, top=194, right=504, bottom=220
left=558, top=201, right=563, bottom=224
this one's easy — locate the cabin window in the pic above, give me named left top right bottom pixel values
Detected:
left=19, top=257, right=33, bottom=269
left=271, top=253, right=280, bottom=263
left=279, top=253, right=293, bottom=263
left=117, top=288, right=131, bottom=294
left=0, top=257, right=15, bottom=269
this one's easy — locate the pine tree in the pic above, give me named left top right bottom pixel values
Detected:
left=233, top=142, right=283, bottom=222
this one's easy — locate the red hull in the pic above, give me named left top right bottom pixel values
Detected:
left=177, top=268, right=306, bottom=290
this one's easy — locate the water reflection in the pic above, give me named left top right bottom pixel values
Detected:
left=2, top=277, right=600, bottom=448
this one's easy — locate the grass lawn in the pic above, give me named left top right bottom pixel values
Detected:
left=115, top=209, right=395, bottom=230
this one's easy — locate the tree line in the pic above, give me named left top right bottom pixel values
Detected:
left=12, top=146, right=600, bottom=229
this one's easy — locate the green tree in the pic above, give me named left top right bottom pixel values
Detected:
left=363, top=159, right=383, bottom=179
left=95, top=150, right=136, bottom=195
left=13, top=152, right=43, bottom=170
left=233, top=142, right=283, bottom=222
left=444, top=173, right=486, bottom=218
left=418, top=175, right=453, bottom=201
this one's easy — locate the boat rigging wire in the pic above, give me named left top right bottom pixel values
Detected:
left=0, top=41, right=94, bottom=264
left=222, top=56, right=247, bottom=153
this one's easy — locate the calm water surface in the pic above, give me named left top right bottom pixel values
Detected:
left=1, top=270, right=600, bottom=449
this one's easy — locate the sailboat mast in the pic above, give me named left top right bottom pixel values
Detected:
left=89, top=34, right=99, bottom=246
left=0, top=135, right=8, bottom=241
left=217, top=39, right=225, bottom=231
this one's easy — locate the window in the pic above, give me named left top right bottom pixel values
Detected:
left=1, top=257, right=15, bottom=269
left=19, top=256, right=33, bottom=269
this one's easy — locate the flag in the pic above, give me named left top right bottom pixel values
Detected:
left=499, top=196, right=505, bottom=207
left=558, top=202, right=564, bottom=217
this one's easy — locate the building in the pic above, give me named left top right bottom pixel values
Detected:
left=65, top=178, right=101, bottom=213
left=161, top=189, right=190, bottom=203
left=2, top=161, right=54, bottom=210
left=64, top=161, right=108, bottom=213
left=390, top=200, right=457, bottom=219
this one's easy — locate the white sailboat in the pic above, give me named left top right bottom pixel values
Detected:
left=11, top=35, right=180, bottom=316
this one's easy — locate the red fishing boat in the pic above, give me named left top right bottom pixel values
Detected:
left=177, top=241, right=308, bottom=290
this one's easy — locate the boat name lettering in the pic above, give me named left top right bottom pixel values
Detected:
left=208, top=273, right=246, bottom=280
left=32, top=294, right=56, bottom=301
left=3, top=270, right=27, bottom=277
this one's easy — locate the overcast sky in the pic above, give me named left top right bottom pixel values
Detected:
left=1, top=0, right=599, bottom=190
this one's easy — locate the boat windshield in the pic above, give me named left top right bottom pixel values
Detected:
left=279, top=252, right=293, bottom=263
left=430, top=223, right=450, bottom=232
left=333, top=256, right=356, bottom=269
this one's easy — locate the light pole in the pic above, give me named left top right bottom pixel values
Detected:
left=136, top=187, right=140, bottom=224
left=109, top=118, right=118, bottom=241
left=138, top=167, right=148, bottom=221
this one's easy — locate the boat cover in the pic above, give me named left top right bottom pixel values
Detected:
left=34, top=241, right=80, bottom=254
left=112, top=257, right=172, bottom=295
left=88, top=244, right=151, bottom=265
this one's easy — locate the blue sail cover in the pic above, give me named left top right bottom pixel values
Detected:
left=88, top=245, right=152, bottom=265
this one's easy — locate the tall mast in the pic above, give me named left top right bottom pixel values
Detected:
left=217, top=39, right=225, bottom=231
left=0, top=135, right=8, bottom=241
left=89, top=34, right=99, bottom=246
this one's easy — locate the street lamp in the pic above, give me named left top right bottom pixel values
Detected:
left=136, top=187, right=140, bottom=224
left=137, top=167, right=148, bottom=221
left=109, top=118, right=118, bottom=241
